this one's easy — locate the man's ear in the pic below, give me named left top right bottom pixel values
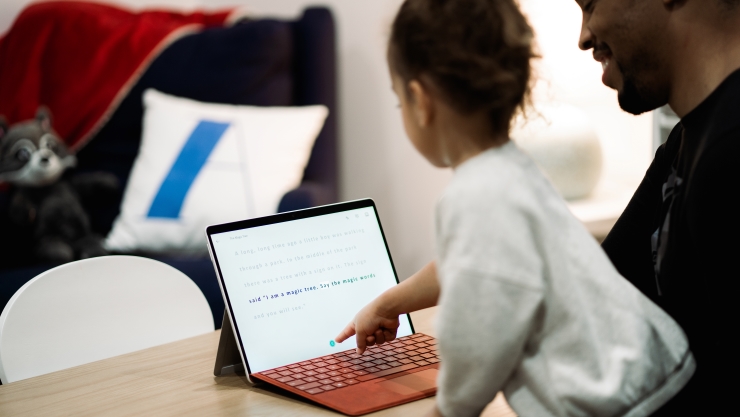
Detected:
left=36, top=106, right=52, bottom=131
left=407, top=80, right=434, bottom=128
left=0, top=116, right=7, bottom=140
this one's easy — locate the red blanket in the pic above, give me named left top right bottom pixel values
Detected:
left=0, top=1, right=235, bottom=151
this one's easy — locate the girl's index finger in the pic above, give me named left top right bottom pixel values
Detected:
left=334, top=322, right=356, bottom=344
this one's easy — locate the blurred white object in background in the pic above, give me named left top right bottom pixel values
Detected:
left=512, top=103, right=603, bottom=200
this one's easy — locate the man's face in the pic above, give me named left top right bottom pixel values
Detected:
left=576, top=0, right=672, bottom=115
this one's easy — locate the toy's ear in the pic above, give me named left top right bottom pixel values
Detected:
left=0, top=116, right=7, bottom=140
left=36, top=106, right=53, bottom=132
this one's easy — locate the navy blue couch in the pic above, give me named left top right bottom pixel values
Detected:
left=0, top=7, right=338, bottom=329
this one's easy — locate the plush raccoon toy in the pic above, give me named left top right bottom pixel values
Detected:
left=0, top=108, right=118, bottom=264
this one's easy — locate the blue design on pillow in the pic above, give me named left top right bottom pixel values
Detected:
left=147, top=121, right=231, bottom=219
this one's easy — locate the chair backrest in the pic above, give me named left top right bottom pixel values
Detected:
left=0, top=256, right=214, bottom=384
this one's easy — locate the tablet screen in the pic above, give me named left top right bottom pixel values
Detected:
left=209, top=202, right=414, bottom=373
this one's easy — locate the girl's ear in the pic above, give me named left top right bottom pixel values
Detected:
left=408, top=80, right=434, bottom=127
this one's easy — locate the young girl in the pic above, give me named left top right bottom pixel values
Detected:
left=335, top=0, right=695, bottom=416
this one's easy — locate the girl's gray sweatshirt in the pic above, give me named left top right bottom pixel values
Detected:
left=435, top=141, right=695, bottom=417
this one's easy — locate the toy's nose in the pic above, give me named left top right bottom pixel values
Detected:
left=38, top=149, right=53, bottom=165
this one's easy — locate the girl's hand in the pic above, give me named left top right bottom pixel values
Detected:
left=335, top=261, right=440, bottom=354
left=334, top=298, right=401, bottom=354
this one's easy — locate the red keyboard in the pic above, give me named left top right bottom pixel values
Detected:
left=257, top=333, right=439, bottom=395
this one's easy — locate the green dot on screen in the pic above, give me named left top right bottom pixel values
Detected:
left=330, top=340, right=336, bottom=347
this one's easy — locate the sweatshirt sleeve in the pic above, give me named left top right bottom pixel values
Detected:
left=435, top=269, right=543, bottom=417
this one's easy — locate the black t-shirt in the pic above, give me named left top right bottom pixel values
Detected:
left=602, top=69, right=740, bottom=413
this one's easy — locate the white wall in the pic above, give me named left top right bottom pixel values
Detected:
left=1, top=0, right=652, bottom=280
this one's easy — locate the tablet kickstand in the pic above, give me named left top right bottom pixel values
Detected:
left=214, top=311, right=246, bottom=377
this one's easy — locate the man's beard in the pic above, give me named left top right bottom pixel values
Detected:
left=617, top=61, right=667, bottom=115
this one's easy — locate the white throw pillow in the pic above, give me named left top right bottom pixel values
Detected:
left=105, top=89, right=328, bottom=255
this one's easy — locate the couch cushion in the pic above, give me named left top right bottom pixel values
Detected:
left=104, top=90, right=327, bottom=255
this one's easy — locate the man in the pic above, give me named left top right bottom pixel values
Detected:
left=579, top=0, right=739, bottom=413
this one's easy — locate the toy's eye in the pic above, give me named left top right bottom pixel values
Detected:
left=15, top=148, right=31, bottom=163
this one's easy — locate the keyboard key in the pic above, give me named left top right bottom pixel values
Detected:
left=350, top=365, right=364, bottom=371
left=292, top=372, right=306, bottom=379
left=306, top=388, right=324, bottom=395
left=278, top=371, right=293, bottom=377
left=416, top=360, right=430, bottom=366
left=357, top=363, right=420, bottom=381
left=417, top=348, right=430, bottom=353
left=332, top=382, right=348, bottom=388
left=345, top=379, right=359, bottom=385
left=330, top=376, right=345, bottom=382
left=387, top=361, right=402, bottom=367
left=276, top=367, right=289, bottom=372
left=303, top=377, right=318, bottom=383
left=352, top=369, right=369, bottom=376
left=399, top=358, right=413, bottom=364
left=303, top=370, right=318, bottom=377
left=319, top=378, right=334, bottom=385
left=327, top=365, right=340, bottom=370
left=420, top=353, right=435, bottom=359
left=327, top=371, right=341, bottom=377
left=303, top=365, right=317, bottom=371
left=325, top=359, right=339, bottom=365
left=427, top=358, right=440, bottom=364
left=409, top=356, right=423, bottom=362
left=286, top=379, right=305, bottom=387
left=321, top=385, right=336, bottom=391
left=297, top=382, right=321, bottom=391
left=288, top=364, right=301, bottom=369
left=365, top=367, right=380, bottom=373
left=299, top=361, right=311, bottom=366
left=377, top=364, right=391, bottom=370
left=276, top=376, right=294, bottom=383
left=339, top=368, right=354, bottom=374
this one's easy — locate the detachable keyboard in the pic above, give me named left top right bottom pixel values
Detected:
left=257, top=333, right=439, bottom=395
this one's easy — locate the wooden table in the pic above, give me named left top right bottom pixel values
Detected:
left=0, top=307, right=516, bottom=416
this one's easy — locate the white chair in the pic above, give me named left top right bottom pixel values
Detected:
left=0, top=256, right=214, bottom=384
